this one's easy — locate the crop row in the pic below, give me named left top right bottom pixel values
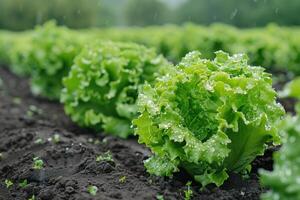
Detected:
left=0, top=21, right=299, bottom=199
left=2, top=22, right=300, bottom=77
left=91, top=23, right=300, bottom=76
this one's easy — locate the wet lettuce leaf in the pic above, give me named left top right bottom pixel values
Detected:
left=133, top=51, right=284, bottom=187
left=61, top=41, right=172, bottom=138
left=260, top=79, right=300, bottom=200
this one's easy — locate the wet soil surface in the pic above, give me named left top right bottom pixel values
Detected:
left=0, top=66, right=285, bottom=200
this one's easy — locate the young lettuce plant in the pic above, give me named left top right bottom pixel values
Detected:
left=8, top=32, right=33, bottom=76
left=133, top=51, right=284, bottom=187
left=61, top=41, right=171, bottom=138
left=260, top=78, right=300, bottom=200
left=26, top=21, right=84, bottom=100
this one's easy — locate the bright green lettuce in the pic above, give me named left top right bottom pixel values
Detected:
left=8, top=32, right=33, bottom=76
left=133, top=51, right=284, bottom=187
left=260, top=111, right=300, bottom=200
left=61, top=41, right=172, bottom=138
left=279, top=77, right=300, bottom=113
left=25, top=21, right=84, bottom=100
left=280, top=77, right=300, bottom=99
left=0, top=31, right=15, bottom=65
left=260, top=78, right=300, bottom=200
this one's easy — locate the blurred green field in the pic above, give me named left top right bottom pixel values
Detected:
left=1, top=22, right=300, bottom=77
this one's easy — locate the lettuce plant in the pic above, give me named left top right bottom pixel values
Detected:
left=61, top=41, right=171, bottom=138
left=279, top=77, right=300, bottom=99
left=133, top=51, right=284, bottom=187
left=260, top=78, right=300, bottom=200
left=0, top=31, right=15, bottom=65
left=26, top=21, right=83, bottom=99
left=8, top=32, right=33, bottom=76
left=279, top=77, right=300, bottom=112
left=260, top=112, right=300, bottom=200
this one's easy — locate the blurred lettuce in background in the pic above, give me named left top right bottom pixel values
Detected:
left=1, top=0, right=300, bottom=30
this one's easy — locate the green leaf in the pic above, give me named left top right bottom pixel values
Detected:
left=62, top=41, right=172, bottom=138
left=260, top=113, right=300, bottom=200
left=134, top=51, right=284, bottom=187
left=144, top=155, right=179, bottom=177
left=280, top=77, right=300, bottom=99
left=24, top=21, right=85, bottom=99
left=194, top=169, right=229, bottom=187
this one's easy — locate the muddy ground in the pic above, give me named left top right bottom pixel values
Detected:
left=0, top=66, right=284, bottom=200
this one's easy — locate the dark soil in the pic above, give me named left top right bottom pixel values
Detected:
left=0, top=66, right=285, bottom=200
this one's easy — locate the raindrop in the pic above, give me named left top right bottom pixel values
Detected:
left=81, top=58, right=91, bottom=65
left=289, top=136, right=296, bottom=143
left=285, top=169, right=292, bottom=176
left=273, top=193, right=280, bottom=200
left=230, top=9, right=238, bottom=20
left=265, top=123, right=271, bottom=131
